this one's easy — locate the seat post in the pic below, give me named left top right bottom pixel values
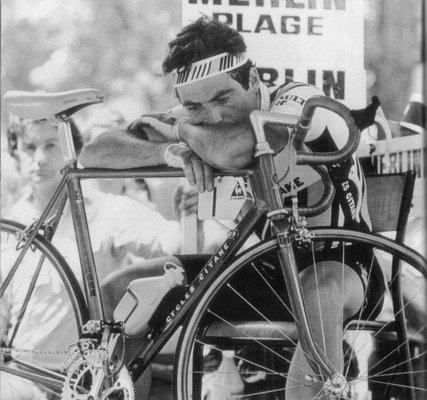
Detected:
left=55, top=117, right=77, bottom=166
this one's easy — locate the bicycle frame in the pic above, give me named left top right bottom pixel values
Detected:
left=2, top=95, right=363, bottom=388
left=2, top=162, right=334, bottom=382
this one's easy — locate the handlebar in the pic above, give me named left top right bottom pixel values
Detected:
left=292, top=95, right=360, bottom=165
left=249, top=96, right=359, bottom=218
left=299, top=164, right=335, bottom=217
left=250, top=95, right=360, bottom=165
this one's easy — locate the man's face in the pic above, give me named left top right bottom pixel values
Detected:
left=177, top=71, right=259, bottom=126
left=16, top=123, right=63, bottom=191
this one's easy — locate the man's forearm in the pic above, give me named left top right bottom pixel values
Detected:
left=79, top=129, right=170, bottom=169
left=179, top=122, right=255, bottom=169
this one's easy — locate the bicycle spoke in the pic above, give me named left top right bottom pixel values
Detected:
left=342, top=252, right=376, bottom=367
left=225, top=284, right=296, bottom=344
left=340, top=242, right=346, bottom=370
left=251, top=262, right=331, bottom=379
left=194, top=339, right=288, bottom=381
left=196, top=339, right=323, bottom=392
left=343, top=276, right=419, bottom=369
left=311, top=386, right=329, bottom=400
left=177, top=231, right=427, bottom=399
left=231, top=386, right=286, bottom=398
left=344, top=250, right=423, bottom=370
left=207, top=308, right=317, bottom=381
left=347, top=286, right=424, bottom=363
left=359, top=325, right=425, bottom=379
left=367, top=378, right=427, bottom=392
left=226, top=283, right=327, bottom=370
left=360, top=369, right=427, bottom=380
left=311, top=242, right=328, bottom=357
left=194, top=344, right=321, bottom=398
left=251, top=262, right=301, bottom=332
left=1, top=288, right=74, bottom=341
left=0, top=249, right=30, bottom=297
left=251, top=261, right=322, bottom=362
left=353, top=346, right=427, bottom=383
left=191, top=370, right=285, bottom=375
left=9, top=257, right=44, bottom=345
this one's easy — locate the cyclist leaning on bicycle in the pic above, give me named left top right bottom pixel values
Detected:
left=80, top=16, right=385, bottom=400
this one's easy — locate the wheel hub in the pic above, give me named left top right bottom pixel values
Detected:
left=323, top=373, right=350, bottom=398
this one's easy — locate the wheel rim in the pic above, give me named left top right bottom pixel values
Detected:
left=175, top=231, right=426, bottom=400
left=1, top=220, right=87, bottom=398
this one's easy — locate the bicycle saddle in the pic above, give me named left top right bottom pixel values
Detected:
left=4, top=88, right=104, bottom=120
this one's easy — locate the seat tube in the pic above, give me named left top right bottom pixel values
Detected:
left=67, top=173, right=104, bottom=321
left=54, top=118, right=103, bottom=318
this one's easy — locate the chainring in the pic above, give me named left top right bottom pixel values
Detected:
left=61, top=358, right=134, bottom=400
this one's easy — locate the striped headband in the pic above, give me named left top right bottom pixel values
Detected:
left=171, top=52, right=248, bottom=88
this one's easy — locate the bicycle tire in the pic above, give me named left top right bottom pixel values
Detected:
left=0, top=219, right=88, bottom=398
left=174, top=228, right=426, bottom=400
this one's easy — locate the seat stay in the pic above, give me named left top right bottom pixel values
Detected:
left=4, top=88, right=103, bottom=120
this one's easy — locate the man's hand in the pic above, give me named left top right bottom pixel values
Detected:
left=165, top=143, right=214, bottom=193
left=131, top=113, right=178, bottom=142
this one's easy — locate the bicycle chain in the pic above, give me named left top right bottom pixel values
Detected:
left=0, top=346, right=68, bottom=356
left=0, top=337, right=102, bottom=358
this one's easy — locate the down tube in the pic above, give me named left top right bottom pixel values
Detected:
left=127, top=204, right=267, bottom=382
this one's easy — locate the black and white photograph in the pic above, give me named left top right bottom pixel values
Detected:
left=1, top=1, right=425, bottom=399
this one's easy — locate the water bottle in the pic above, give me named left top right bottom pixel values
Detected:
left=114, top=261, right=186, bottom=337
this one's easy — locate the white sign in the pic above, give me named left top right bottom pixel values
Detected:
left=358, top=135, right=425, bottom=218
left=198, top=176, right=253, bottom=220
left=182, top=0, right=366, bottom=108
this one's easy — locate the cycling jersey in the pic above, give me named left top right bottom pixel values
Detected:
left=258, top=82, right=373, bottom=236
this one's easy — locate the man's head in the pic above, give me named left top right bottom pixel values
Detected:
left=163, top=17, right=261, bottom=125
left=7, top=118, right=82, bottom=192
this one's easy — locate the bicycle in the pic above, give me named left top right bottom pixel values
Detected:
left=1, top=88, right=426, bottom=399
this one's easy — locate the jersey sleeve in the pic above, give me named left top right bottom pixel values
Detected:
left=270, top=84, right=350, bottom=145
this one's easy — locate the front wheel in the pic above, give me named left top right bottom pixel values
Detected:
left=0, top=219, right=88, bottom=399
left=174, top=228, right=426, bottom=400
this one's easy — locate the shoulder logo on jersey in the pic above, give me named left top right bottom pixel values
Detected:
left=273, top=93, right=306, bottom=107
left=230, top=181, right=246, bottom=200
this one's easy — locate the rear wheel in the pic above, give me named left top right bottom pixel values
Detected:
left=174, top=229, right=426, bottom=399
left=0, top=219, right=88, bottom=399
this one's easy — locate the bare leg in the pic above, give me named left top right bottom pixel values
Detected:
left=101, top=256, right=183, bottom=400
left=286, top=261, right=364, bottom=400
left=0, top=373, right=46, bottom=400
